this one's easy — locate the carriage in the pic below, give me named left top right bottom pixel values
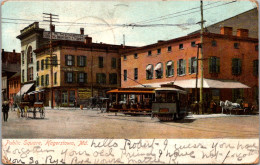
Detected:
left=17, top=102, right=45, bottom=119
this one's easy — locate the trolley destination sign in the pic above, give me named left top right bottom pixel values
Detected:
left=43, top=31, right=86, bottom=41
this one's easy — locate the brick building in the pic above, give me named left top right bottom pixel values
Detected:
left=121, top=27, right=258, bottom=107
left=34, top=37, right=134, bottom=107
left=8, top=72, right=21, bottom=103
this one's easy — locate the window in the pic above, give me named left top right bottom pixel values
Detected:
left=65, top=55, right=74, bottom=66
left=134, top=68, right=138, bottom=80
left=41, top=59, right=44, bottom=70
left=123, top=70, right=127, bottom=81
left=27, top=46, right=33, bottom=63
left=77, top=56, right=86, bottom=67
left=98, top=57, right=104, bottom=68
left=123, top=55, right=127, bottom=60
left=212, top=40, right=217, bottom=47
left=36, top=61, right=39, bottom=71
left=65, top=72, right=74, bottom=83
left=78, top=72, right=87, bottom=83
left=109, top=73, right=117, bottom=85
left=22, top=70, right=24, bottom=83
left=234, top=43, right=239, bottom=49
left=134, top=53, right=138, bottom=59
left=27, top=67, right=33, bottom=81
left=155, top=63, right=163, bottom=79
left=168, top=46, right=172, bottom=52
left=53, top=56, right=58, bottom=66
left=191, top=41, right=196, bottom=47
left=148, top=50, right=152, bottom=56
left=22, top=51, right=24, bottom=65
left=157, top=48, right=161, bottom=55
left=45, top=58, right=49, bottom=69
left=45, top=74, right=49, bottom=86
left=255, top=45, right=258, bottom=51
left=209, top=57, right=220, bottom=73
left=177, top=59, right=186, bottom=75
left=146, top=64, right=153, bottom=79
left=41, top=75, right=44, bottom=86
left=253, top=60, right=258, bottom=76
left=96, top=73, right=106, bottom=84
left=166, top=61, right=174, bottom=77
left=111, top=58, right=116, bottom=69
left=54, top=72, right=57, bottom=84
left=179, top=44, right=183, bottom=49
left=69, top=91, right=75, bottom=105
left=189, top=57, right=197, bottom=74
left=232, top=58, right=242, bottom=75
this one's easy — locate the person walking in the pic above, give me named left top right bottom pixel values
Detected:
left=2, top=101, right=9, bottom=122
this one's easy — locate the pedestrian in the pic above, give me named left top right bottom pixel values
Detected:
left=2, top=101, right=9, bottom=122
left=210, top=100, right=217, bottom=113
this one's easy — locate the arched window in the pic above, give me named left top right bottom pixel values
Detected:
left=146, top=64, right=153, bottom=80
left=155, top=62, right=163, bottom=79
left=27, top=46, right=33, bottom=64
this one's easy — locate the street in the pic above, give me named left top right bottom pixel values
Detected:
left=2, top=108, right=259, bottom=139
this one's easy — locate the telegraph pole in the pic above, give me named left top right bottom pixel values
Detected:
left=43, top=13, right=59, bottom=109
left=199, top=0, right=204, bottom=114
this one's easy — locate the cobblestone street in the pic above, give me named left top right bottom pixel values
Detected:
left=2, top=108, right=259, bottom=139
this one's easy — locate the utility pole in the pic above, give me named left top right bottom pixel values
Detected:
left=199, top=0, right=204, bottom=114
left=43, top=13, right=59, bottom=109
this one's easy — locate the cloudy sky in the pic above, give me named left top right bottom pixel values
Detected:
left=1, top=0, right=257, bottom=52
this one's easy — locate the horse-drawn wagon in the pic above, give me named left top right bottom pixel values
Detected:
left=17, top=102, right=45, bottom=119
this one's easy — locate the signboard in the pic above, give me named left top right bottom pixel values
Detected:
left=43, top=31, right=85, bottom=42
left=78, top=88, right=92, bottom=99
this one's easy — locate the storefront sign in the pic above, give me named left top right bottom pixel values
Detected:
left=78, top=88, right=91, bottom=99
left=43, top=31, right=85, bottom=41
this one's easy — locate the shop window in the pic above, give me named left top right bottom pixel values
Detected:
left=123, top=70, right=127, bottom=81
left=77, top=56, right=86, bottom=67
left=111, top=58, right=117, bottom=69
left=168, top=46, right=172, bottom=52
left=148, top=50, right=152, bottom=56
left=191, top=41, right=196, bottom=47
left=62, top=91, right=68, bottom=104
left=189, top=57, right=197, bottom=74
left=41, top=59, right=44, bottom=70
left=155, top=62, right=163, bottom=79
left=109, top=73, right=117, bottom=85
left=179, top=44, right=183, bottom=49
left=146, top=64, right=153, bottom=79
left=157, top=48, right=161, bottom=55
left=36, top=61, right=39, bottom=71
left=166, top=61, right=174, bottom=77
left=134, top=53, right=138, bottom=59
left=98, top=57, right=104, bottom=68
left=41, top=75, right=44, bottom=86
left=65, top=55, right=74, bottom=66
left=209, top=57, right=220, bottom=73
left=212, top=40, right=217, bottom=47
left=234, top=43, right=239, bottom=49
left=96, top=73, right=106, bottom=84
left=177, top=59, right=186, bottom=75
left=232, top=58, right=242, bottom=75
left=69, top=91, right=75, bottom=106
left=54, top=72, right=57, bottom=84
left=134, top=68, right=138, bottom=80
left=253, top=60, right=258, bottom=76
left=45, top=74, right=49, bottom=86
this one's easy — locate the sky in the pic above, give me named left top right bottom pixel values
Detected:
left=1, top=0, right=257, bottom=52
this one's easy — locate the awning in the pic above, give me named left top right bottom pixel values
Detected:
left=107, top=88, right=155, bottom=94
left=167, top=61, right=173, bottom=66
left=154, top=63, right=162, bottom=71
left=155, top=87, right=187, bottom=94
left=132, top=79, right=250, bottom=89
left=146, top=65, right=152, bottom=71
left=16, top=83, right=34, bottom=96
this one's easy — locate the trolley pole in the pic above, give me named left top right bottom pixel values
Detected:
left=199, top=0, right=204, bottom=114
left=43, top=13, right=59, bottom=109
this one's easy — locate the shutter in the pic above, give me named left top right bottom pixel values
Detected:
left=161, top=63, right=163, bottom=78
left=216, top=57, right=220, bottom=73
left=73, top=72, right=76, bottom=83
left=72, top=56, right=75, bottom=66
left=84, top=56, right=87, bottom=67
left=195, top=58, right=198, bottom=73
left=238, top=59, right=242, bottom=75
left=183, top=59, right=186, bottom=75
left=177, top=60, right=179, bottom=75
left=188, top=58, right=191, bottom=74
left=151, top=65, right=153, bottom=79
left=208, top=57, right=212, bottom=73
left=166, top=62, right=168, bottom=77
left=172, top=61, right=174, bottom=76
left=64, top=72, right=67, bottom=83
left=65, top=55, right=68, bottom=66
left=77, top=56, right=80, bottom=67
left=84, top=73, right=87, bottom=83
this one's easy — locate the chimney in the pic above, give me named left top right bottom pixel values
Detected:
left=84, top=36, right=92, bottom=44
left=51, top=25, right=55, bottom=32
left=237, top=28, right=249, bottom=38
left=13, top=49, right=15, bottom=53
left=220, top=26, right=233, bottom=36
left=80, top=28, right=84, bottom=35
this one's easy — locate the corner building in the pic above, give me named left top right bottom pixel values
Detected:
left=121, top=27, right=258, bottom=107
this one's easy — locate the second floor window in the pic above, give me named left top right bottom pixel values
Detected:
left=111, top=58, right=116, bottom=69
left=234, top=43, right=239, bottom=49
left=179, top=44, right=183, bottom=49
left=168, top=46, right=172, bottom=52
left=189, top=57, right=197, bottom=74
left=54, top=72, right=57, bottom=84
left=212, top=40, right=217, bottom=47
left=166, top=61, right=174, bottom=77
left=28, top=67, right=33, bottom=81
left=232, top=58, right=242, bottom=75
left=253, top=60, right=258, bottom=76
left=96, top=73, right=106, bottom=84
left=27, top=46, right=33, bottom=63
left=65, top=55, right=74, bottom=66
left=36, top=61, right=39, bottom=71
left=66, top=72, right=73, bottom=83
left=45, top=74, right=49, bottom=86
left=99, top=57, right=104, bottom=68
left=109, top=73, right=117, bottom=85
left=78, top=72, right=87, bottom=83
left=123, top=70, right=127, bottom=81
left=155, top=63, right=163, bottom=79
left=41, top=59, right=44, bottom=70
left=45, top=58, right=49, bottom=69
left=146, top=64, right=153, bottom=79
left=134, top=68, right=138, bottom=80
left=177, top=59, right=186, bottom=75
left=157, top=48, right=161, bottom=55
left=77, top=56, right=86, bottom=67
left=148, top=50, right=152, bottom=56
left=209, top=57, right=220, bottom=73
left=41, top=75, right=44, bottom=86
left=134, top=53, right=138, bottom=59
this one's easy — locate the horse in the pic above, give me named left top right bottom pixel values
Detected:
left=220, top=100, right=241, bottom=114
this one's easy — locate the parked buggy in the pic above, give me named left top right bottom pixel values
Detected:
left=17, top=102, right=45, bottom=119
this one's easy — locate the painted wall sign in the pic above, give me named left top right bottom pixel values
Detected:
left=43, top=31, right=85, bottom=42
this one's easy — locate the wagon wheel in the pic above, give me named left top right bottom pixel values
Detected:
left=40, top=107, right=45, bottom=119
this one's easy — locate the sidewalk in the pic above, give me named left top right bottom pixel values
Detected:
left=44, top=106, right=102, bottom=111
left=186, top=113, right=255, bottom=119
